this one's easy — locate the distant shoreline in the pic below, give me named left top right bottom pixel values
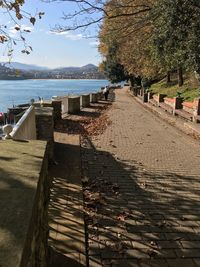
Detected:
left=0, top=78, right=107, bottom=81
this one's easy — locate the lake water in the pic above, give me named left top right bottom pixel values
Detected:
left=0, top=79, right=108, bottom=112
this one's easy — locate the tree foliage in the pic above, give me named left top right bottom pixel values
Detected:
left=100, top=43, right=128, bottom=82
left=97, top=0, right=200, bottom=85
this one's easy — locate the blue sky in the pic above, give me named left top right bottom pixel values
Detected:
left=0, top=0, right=101, bottom=68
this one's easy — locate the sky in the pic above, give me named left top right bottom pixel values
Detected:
left=0, top=0, right=102, bottom=68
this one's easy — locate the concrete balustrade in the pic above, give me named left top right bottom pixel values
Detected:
left=81, top=94, right=90, bottom=108
left=11, top=106, right=37, bottom=140
left=97, top=92, right=103, bottom=100
left=68, top=96, right=80, bottom=114
left=59, top=95, right=80, bottom=115
left=90, top=93, right=98, bottom=103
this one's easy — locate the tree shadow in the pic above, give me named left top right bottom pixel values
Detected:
left=48, top=132, right=200, bottom=266
left=48, top=139, right=87, bottom=267
left=80, top=136, right=200, bottom=266
left=48, top=247, right=85, bottom=267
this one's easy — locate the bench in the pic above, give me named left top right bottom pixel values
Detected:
left=149, top=98, right=158, bottom=106
left=193, top=114, right=200, bottom=123
left=159, top=102, right=174, bottom=114
left=175, top=109, right=193, bottom=121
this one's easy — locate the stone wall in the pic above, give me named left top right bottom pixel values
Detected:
left=0, top=140, right=50, bottom=267
left=35, top=107, right=54, bottom=141
left=21, top=143, right=50, bottom=267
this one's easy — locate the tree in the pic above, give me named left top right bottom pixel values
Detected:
left=99, top=41, right=128, bottom=83
left=98, top=0, right=158, bottom=82
left=150, top=0, right=200, bottom=86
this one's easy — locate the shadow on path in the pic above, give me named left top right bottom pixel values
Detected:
left=81, top=136, right=200, bottom=266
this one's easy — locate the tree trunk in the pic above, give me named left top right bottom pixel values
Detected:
left=129, top=75, right=135, bottom=86
left=178, top=66, right=184, bottom=86
left=167, top=71, right=171, bottom=83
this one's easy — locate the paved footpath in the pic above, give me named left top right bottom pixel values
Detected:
left=81, top=88, right=200, bottom=267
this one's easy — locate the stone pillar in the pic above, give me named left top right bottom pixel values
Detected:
left=158, top=94, right=166, bottom=103
left=35, top=107, right=54, bottom=161
left=132, top=87, right=137, bottom=96
left=68, top=96, right=80, bottom=114
left=140, top=88, right=144, bottom=96
left=143, top=93, right=148, bottom=103
left=81, top=94, right=90, bottom=108
left=35, top=107, right=54, bottom=141
left=193, top=98, right=200, bottom=122
left=52, top=100, right=62, bottom=121
left=147, top=92, right=153, bottom=102
left=174, top=97, right=183, bottom=109
left=98, top=92, right=103, bottom=100
left=96, top=92, right=101, bottom=101
left=90, top=93, right=98, bottom=103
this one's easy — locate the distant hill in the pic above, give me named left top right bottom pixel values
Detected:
left=0, top=62, right=49, bottom=71
left=0, top=62, right=104, bottom=79
left=81, top=64, right=97, bottom=70
left=53, top=64, right=98, bottom=72
left=0, top=62, right=98, bottom=72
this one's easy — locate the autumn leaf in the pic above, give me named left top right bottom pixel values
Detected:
left=15, top=26, right=20, bottom=31
left=39, top=12, right=45, bottom=19
left=30, top=17, right=36, bottom=25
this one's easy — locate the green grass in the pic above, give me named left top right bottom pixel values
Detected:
left=150, top=75, right=200, bottom=101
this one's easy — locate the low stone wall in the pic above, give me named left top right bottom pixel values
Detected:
left=90, top=93, right=98, bottom=103
left=52, top=100, right=62, bottom=121
left=81, top=94, right=90, bottom=108
left=0, top=140, right=50, bottom=267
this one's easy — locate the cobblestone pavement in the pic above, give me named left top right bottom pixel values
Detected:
left=48, top=133, right=86, bottom=267
left=81, top=88, right=200, bottom=267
